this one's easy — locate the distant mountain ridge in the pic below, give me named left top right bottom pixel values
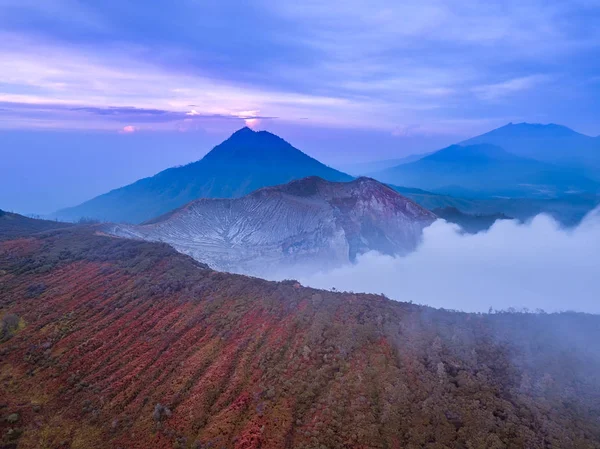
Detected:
left=463, top=122, right=600, bottom=176
left=52, top=122, right=600, bottom=226
left=104, top=177, right=436, bottom=275
left=372, top=142, right=599, bottom=198
left=398, top=187, right=600, bottom=226
left=54, top=127, right=352, bottom=224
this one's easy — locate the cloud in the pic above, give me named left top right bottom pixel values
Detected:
left=0, top=34, right=353, bottom=129
left=244, top=118, right=261, bottom=129
left=0, top=1, right=599, bottom=134
left=0, top=101, right=278, bottom=131
left=234, top=110, right=263, bottom=129
left=391, top=124, right=423, bottom=137
left=120, top=125, right=136, bottom=133
left=272, top=208, right=600, bottom=314
left=473, top=75, right=552, bottom=101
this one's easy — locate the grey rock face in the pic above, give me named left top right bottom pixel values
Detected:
left=104, top=177, right=436, bottom=276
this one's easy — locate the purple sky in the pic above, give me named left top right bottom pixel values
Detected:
left=2, top=1, right=599, bottom=135
left=1, top=0, right=599, bottom=214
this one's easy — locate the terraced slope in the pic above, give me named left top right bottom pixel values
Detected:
left=1, top=227, right=600, bottom=448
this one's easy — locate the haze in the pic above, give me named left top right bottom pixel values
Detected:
left=274, top=209, right=600, bottom=314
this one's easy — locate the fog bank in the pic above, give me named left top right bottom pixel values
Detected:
left=272, top=208, right=600, bottom=314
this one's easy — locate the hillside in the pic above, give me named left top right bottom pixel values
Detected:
left=463, top=123, right=600, bottom=177
left=373, top=143, right=598, bottom=198
left=0, top=209, right=74, bottom=241
left=1, top=221, right=600, bottom=448
left=103, top=177, right=436, bottom=275
left=53, top=128, right=352, bottom=224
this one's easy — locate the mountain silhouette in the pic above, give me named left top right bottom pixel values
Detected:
left=54, top=127, right=352, bottom=223
left=372, top=143, right=599, bottom=198
left=463, top=122, right=600, bottom=177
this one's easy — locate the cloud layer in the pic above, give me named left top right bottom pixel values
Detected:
left=274, top=208, right=600, bottom=314
left=0, top=0, right=599, bottom=134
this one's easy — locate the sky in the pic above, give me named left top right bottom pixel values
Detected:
left=1, top=0, right=600, bottom=214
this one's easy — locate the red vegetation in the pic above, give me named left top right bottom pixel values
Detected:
left=1, top=227, right=600, bottom=448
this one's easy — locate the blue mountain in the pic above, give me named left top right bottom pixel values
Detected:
left=372, top=143, right=599, bottom=198
left=54, top=127, right=352, bottom=223
left=463, top=123, right=600, bottom=177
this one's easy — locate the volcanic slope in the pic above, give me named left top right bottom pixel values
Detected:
left=1, top=221, right=600, bottom=448
left=104, top=177, right=436, bottom=275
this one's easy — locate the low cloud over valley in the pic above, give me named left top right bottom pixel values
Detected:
left=275, top=208, right=600, bottom=314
